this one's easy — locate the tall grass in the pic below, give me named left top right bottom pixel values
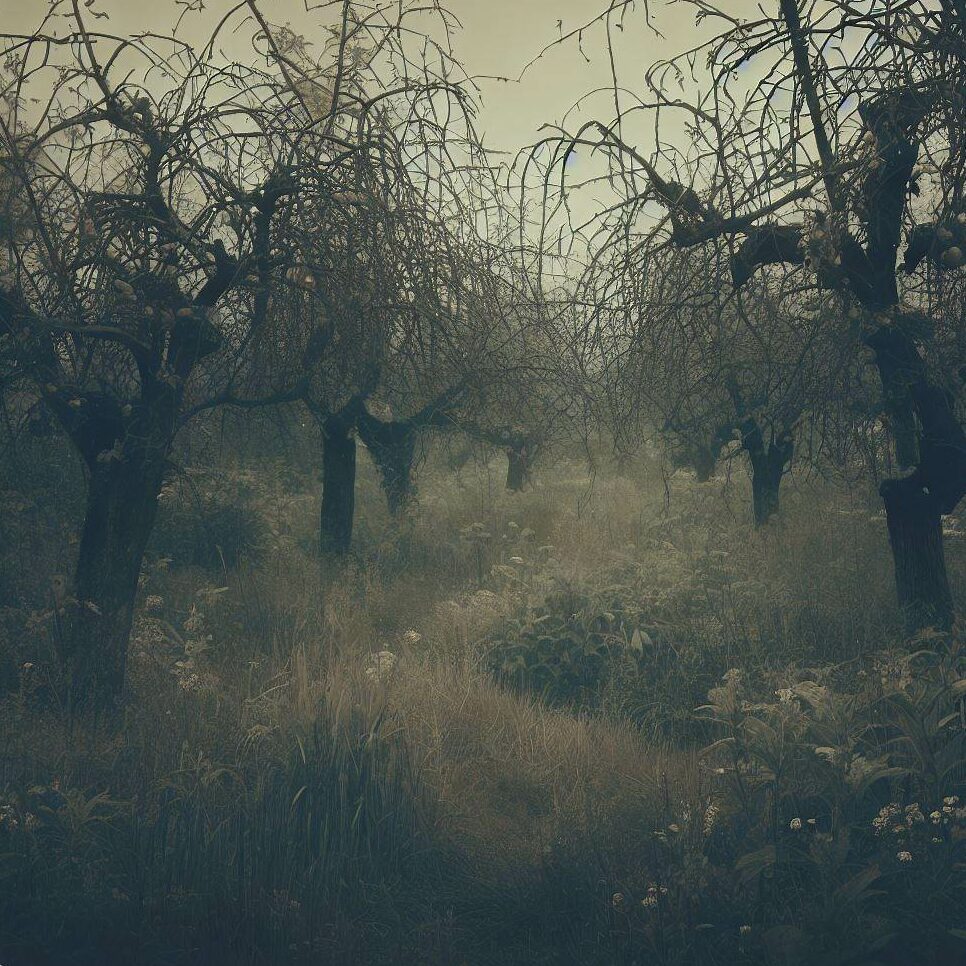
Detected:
left=0, top=441, right=963, bottom=964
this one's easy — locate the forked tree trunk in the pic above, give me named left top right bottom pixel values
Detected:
left=62, top=437, right=167, bottom=708
left=358, top=416, right=417, bottom=516
left=881, top=477, right=953, bottom=632
left=320, top=415, right=357, bottom=555
left=742, top=421, right=794, bottom=527
left=506, top=442, right=530, bottom=491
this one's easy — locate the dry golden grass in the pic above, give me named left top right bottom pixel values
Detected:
left=389, top=654, right=697, bottom=878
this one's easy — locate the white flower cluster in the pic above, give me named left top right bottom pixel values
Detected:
left=365, top=650, right=398, bottom=684
left=703, top=801, right=719, bottom=837
left=640, top=883, right=668, bottom=908
left=144, top=594, right=163, bottom=613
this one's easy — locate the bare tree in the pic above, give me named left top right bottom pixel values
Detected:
left=597, top=241, right=862, bottom=525
left=535, top=0, right=966, bottom=630
left=0, top=1, right=475, bottom=701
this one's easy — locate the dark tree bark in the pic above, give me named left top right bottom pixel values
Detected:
left=506, top=441, right=530, bottom=491
left=881, top=477, right=953, bottom=632
left=66, top=452, right=165, bottom=706
left=357, top=413, right=417, bottom=515
left=52, top=393, right=174, bottom=709
left=867, top=328, right=964, bottom=631
left=320, top=413, right=357, bottom=555
left=741, top=420, right=794, bottom=527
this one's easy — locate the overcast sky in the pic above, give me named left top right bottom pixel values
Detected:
left=2, top=0, right=769, bottom=253
left=0, top=0, right=759, bottom=156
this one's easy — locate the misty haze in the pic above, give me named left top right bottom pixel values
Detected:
left=0, top=1, right=964, bottom=964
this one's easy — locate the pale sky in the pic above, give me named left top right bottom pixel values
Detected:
left=1, top=0, right=770, bottom=258
left=0, top=0, right=757, bottom=156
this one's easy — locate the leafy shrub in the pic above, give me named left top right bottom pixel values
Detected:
left=485, top=586, right=649, bottom=708
left=602, top=633, right=966, bottom=966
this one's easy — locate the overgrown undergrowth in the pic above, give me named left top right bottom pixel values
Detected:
left=1, top=443, right=964, bottom=965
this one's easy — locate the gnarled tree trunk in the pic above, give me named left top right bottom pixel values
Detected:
left=869, top=327, right=964, bottom=632
left=65, top=456, right=164, bottom=706
left=741, top=420, right=794, bottom=527
left=881, top=476, right=953, bottom=632
left=320, top=414, right=357, bottom=555
left=56, top=402, right=171, bottom=710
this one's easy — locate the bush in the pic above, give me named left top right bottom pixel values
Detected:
left=485, top=585, right=649, bottom=709
left=599, top=634, right=966, bottom=966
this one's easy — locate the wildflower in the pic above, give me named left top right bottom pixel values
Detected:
left=401, top=629, right=422, bottom=647
left=904, top=804, right=924, bottom=825
left=508, top=556, right=525, bottom=565
left=144, top=594, right=163, bottom=613
left=183, top=606, right=204, bottom=634
left=943, top=796, right=960, bottom=807
left=873, top=803, right=901, bottom=835
left=365, top=650, right=398, bottom=683
left=806, top=818, right=817, bottom=827
left=739, top=925, right=752, bottom=936
left=897, top=850, right=913, bottom=863
left=641, top=883, right=667, bottom=909
left=932, top=837, right=943, bottom=844
left=930, top=810, right=942, bottom=824
left=789, top=817, right=802, bottom=831
left=775, top=688, right=795, bottom=704
left=21, top=661, right=34, bottom=672
left=667, top=823, right=681, bottom=834
left=178, top=671, right=203, bottom=693
left=703, top=802, right=719, bottom=836
left=611, top=892, right=625, bottom=908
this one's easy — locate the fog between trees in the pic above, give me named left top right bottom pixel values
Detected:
left=0, top=2, right=964, bottom=964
